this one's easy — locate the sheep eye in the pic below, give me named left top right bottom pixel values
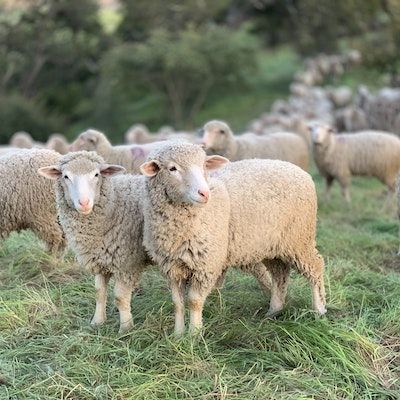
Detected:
left=94, top=172, right=99, bottom=177
left=219, top=130, right=225, bottom=134
left=64, top=175, right=69, bottom=180
left=89, top=139, right=96, bottom=144
left=169, top=166, right=177, bottom=172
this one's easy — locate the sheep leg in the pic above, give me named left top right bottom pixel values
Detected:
left=338, top=176, right=351, bottom=203
left=187, top=281, right=214, bottom=334
left=241, top=262, right=272, bottom=294
left=264, top=259, right=290, bottom=317
left=325, top=176, right=334, bottom=201
left=293, top=254, right=326, bottom=315
left=91, top=273, right=111, bottom=326
left=214, top=269, right=227, bottom=289
left=171, top=279, right=186, bottom=336
left=114, top=279, right=135, bottom=333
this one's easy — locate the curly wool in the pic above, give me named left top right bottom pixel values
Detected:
left=0, top=149, right=65, bottom=251
left=55, top=151, right=150, bottom=286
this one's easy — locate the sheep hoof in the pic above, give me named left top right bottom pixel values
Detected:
left=266, top=309, right=283, bottom=319
left=118, top=320, right=134, bottom=334
left=90, top=316, right=106, bottom=327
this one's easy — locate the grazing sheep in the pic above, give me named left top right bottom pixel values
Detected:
left=46, top=133, right=70, bottom=154
left=201, top=120, right=309, bottom=170
left=38, top=151, right=150, bottom=333
left=140, top=142, right=326, bottom=334
left=310, top=123, right=400, bottom=202
left=0, top=149, right=65, bottom=252
left=71, top=129, right=164, bottom=174
left=9, top=131, right=35, bottom=148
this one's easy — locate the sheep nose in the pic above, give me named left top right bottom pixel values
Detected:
left=79, top=198, right=90, bottom=207
left=198, top=189, right=209, bottom=201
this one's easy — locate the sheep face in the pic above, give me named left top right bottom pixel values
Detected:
left=39, top=155, right=125, bottom=215
left=141, top=143, right=228, bottom=206
left=71, top=130, right=106, bottom=152
left=201, top=121, right=232, bottom=153
left=309, top=124, right=334, bottom=145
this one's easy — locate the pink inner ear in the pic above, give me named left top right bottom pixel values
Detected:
left=38, top=166, right=61, bottom=179
left=100, top=165, right=125, bottom=176
left=205, top=156, right=229, bottom=170
left=140, top=161, right=159, bottom=176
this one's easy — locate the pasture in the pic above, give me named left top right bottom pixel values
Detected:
left=1, top=169, right=399, bottom=399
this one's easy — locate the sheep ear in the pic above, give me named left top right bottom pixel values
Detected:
left=38, top=165, right=61, bottom=180
left=100, top=164, right=126, bottom=176
left=140, top=160, right=160, bottom=177
left=205, top=155, right=229, bottom=171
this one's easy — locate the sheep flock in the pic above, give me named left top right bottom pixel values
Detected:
left=2, top=48, right=400, bottom=336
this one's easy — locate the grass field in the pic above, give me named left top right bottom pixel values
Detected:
left=0, top=168, right=399, bottom=399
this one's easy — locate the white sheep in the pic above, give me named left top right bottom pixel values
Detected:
left=201, top=120, right=309, bottom=170
left=46, top=133, right=70, bottom=154
left=140, top=142, right=326, bottom=334
left=38, top=151, right=150, bottom=333
left=310, top=123, right=400, bottom=202
left=0, top=149, right=65, bottom=252
left=70, top=129, right=165, bottom=174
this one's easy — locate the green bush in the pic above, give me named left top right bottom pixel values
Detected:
left=0, top=95, right=64, bottom=144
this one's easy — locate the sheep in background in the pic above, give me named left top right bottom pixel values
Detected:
left=125, top=124, right=161, bottom=144
left=334, top=107, right=368, bottom=132
left=39, top=151, right=151, bottom=333
left=46, top=133, right=70, bottom=154
left=140, top=142, right=325, bottom=334
left=201, top=120, right=309, bottom=170
left=70, top=129, right=166, bottom=174
left=0, top=149, right=65, bottom=252
left=310, top=123, right=400, bottom=202
left=9, top=131, right=35, bottom=148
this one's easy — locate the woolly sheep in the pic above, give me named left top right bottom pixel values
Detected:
left=310, top=123, right=400, bottom=202
left=201, top=120, right=309, bottom=170
left=70, top=129, right=165, bottom=174
left=334, top=106, right=368, bottom=132
left=46, top=133, right=70, bottom=154
left=38, top=151, right=150, bottom=333
left=140, top=142, right=326, bottom=334
left=9, top=131, right=35, bottom=148
left=327, top=86, right=353, bottom=108
left=0, top=149, right=65, bottom=252
left=125, top=124, right=161, bottom=144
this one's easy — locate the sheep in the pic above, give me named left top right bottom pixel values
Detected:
left=46, top=133, right=70, bottom=154
left=9, top=131, right=35, bottom=148
left=38, top=151, right=150, bottom=333
left=0, top=149, right=65, bottom=252
left=125, top=124, right=161, bottom=144
left=0, top=146, right=19, bottom=156
left=327, top=86, right=353, bottom=109
left=200, top=120, right=309, bottom=170
left=310, top=123, right=400, bottom=202
left=140, top=142, right=326, bottom=334
left=70, top=129, right=165, bottom=174
left=334, top=106, right=368, bottom=132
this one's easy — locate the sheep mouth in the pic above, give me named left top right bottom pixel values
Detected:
left=77, top=208, right=93, bottom=215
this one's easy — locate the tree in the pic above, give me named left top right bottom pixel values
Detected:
left=94, top=25, right=260, bottom=130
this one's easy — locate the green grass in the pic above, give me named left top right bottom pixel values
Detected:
left=0, top=169, right=399, bottom=399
